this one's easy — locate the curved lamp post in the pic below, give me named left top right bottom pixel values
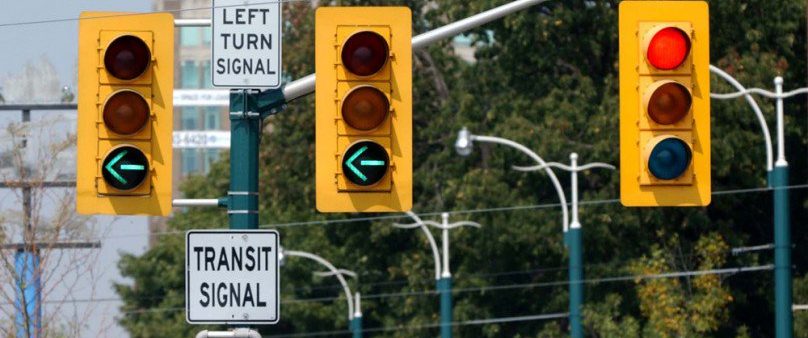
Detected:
left=279, top=247, right=363, bottom=338
left=393, top=211, right=480, bottom=338
left=455, top=128, right=615, bottom=338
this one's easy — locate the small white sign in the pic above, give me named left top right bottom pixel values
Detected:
left=186, top=230, right=280, bottom=324
left=174, top=131, right=231, bottom=149
left=174, top=89, right=230, bottom=107
left=212, top=0, right=282, bottom=88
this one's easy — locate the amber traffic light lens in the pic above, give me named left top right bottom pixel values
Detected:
left=341, top=31, right=389, bottom=76
left=105, top=35, right=151, bottom=80
left=103, top=90, right=150, bottom=135
left=646, top=27, right=690, bottom=70
left=342, top=86, right=389, bottom=131
left=646, top=81, right=692, bottom=125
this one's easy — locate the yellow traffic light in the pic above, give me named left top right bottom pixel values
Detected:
left=76, top=12, right=174, bottom=216
left=315, top=7, right=412, bottom=212
left=619, top=1, right=710, bottom=207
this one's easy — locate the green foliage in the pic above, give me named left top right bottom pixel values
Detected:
left=116, top=1, right=808, bottom=337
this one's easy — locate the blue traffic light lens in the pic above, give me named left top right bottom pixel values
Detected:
left=647, top=137, right=691, bottom=180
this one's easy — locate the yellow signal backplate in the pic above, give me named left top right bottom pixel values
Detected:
left=619, top=1, right=710, bottom=207
left=315, top=7, right=412, bottom=212
left=77, top=11, right=173, bottom=216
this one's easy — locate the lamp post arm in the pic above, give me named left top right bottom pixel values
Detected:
left=470, top=135, right=570, bottom=232
left=441, top=221, right=482, bottom=230
left=283, top=250, right=354, bottom=321
left=314, top=269, right=358, bottom=279
left=512, top=162, right=572, bottom=172
left=709, top=65, right=773, bottom=172
left=393, top=211, right=442, bottom=280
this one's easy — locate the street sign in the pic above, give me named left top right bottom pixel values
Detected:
left=211, top=0, right=282, bottom=88
left=186, top=230, right=280, bottom=324
left=174, top=131, right=231, bottom=149
left=101, top=146, right=149, bottom=191
left=342, top=140, right=390, bottom=186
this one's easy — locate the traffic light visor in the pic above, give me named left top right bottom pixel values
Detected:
left=646, top=136, right=692, bottom=180
left=105, top=35, right=151, bottom=80
left=342, top=86, right=389, bottom=131
left=645, top=80, right=691, bottom=125
left=646, top=27, right=690, bottom=70
left=341, top=31, right=389, bottom=76
left=103, top=90, right=150, bottom=135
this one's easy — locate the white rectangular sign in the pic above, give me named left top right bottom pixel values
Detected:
left=173, top=131, right=231, bottom=149
left=212, top=0, right=282, bottom=88
left=174, top=89, right=230, bottom=107
left=186, top=230, right=280, bottom=324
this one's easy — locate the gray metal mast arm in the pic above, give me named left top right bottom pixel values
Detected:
left=281, top=0, right=548, bottom=103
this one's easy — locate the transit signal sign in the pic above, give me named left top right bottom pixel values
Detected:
left=619, top=1, right=711, bottom=207
left=315, top=7, right=413, bottom=212
left=186, top=230, right=280, bottom=324
left=76, top=12, right=173, bottom=216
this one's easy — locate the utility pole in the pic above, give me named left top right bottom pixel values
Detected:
left=0, top=105, right=100, bottom=338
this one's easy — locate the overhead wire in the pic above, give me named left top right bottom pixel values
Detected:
left=0, top=0, right=310, bottom=28
left=94, top=183, right=808, bottom=240
left=74, top=263, right=773, bottom=311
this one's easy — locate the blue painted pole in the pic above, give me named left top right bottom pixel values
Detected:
left=773, top=165, right=791, bottom=338
left=15, top=249, right=41, bottom=338
left=568, top=227, right=584, bottom=338
left=228, top=89, right=261, bottom=230
left=351, top=315, right=362, bottom=338
left=438, top=276, right=452, bottom=338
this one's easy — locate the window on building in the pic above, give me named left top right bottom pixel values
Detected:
left=182, top=149, right=200, bottom=175
left=204, top=107, right=220, bottom=129
left=203, top=149, right=221, bottom=173
left=202, top=60, right=212, bottom=88
left=181, top=108, right=200, bottom=130
left=181, top=61, right=199, bottom=89
left=181, top=27, right=201, bottom=46
left=203, top=27, right=212, bottom=44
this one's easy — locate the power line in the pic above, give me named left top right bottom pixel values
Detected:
left=263, top=312, right=570, bottom=337
left=0, top=0, right=310, bottom=28
left=100, top=264, right=774, bottom=312
left=97, top=183, right=808, bottom=240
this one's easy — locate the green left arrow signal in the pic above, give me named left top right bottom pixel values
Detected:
left=104, top=150, right=145, bottom=185
left=345, top=146, right=386, bottom=182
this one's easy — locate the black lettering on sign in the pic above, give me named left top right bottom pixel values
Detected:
left=222, top=8, right=272, bottom=25
left=194, top=246, right=275, bottom=271
left=200, top=282, right=269, bottom=307
left=216, top=58, right=277, bottom=75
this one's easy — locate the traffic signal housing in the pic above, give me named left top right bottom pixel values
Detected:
left=619, top=1, right=710, bottom=207
left=315, top=7, right=412, bottom=212
left=76, top=12, right=173, bottom=215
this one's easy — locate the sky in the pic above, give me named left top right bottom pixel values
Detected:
left=0, top=1, right=155, bottom=337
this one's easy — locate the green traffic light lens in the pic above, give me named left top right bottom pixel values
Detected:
left=105, top=35, right=151, bottom=80
left=101, top=145, right=149, bottom=191
left=342, top=86, right=389, bottom=131
left=647, top=137, right=691, bottom=180
left=103, top=90, right=150, bottom=135
left=341, top=31, right=388, bottom=76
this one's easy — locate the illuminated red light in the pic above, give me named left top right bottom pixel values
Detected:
left=646, top=27, right=690, bottom=70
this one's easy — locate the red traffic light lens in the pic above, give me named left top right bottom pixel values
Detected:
left=646, top=81, right=692, bottom=125
left=342, top=86, right=389, bottom=131
left=103, top=90, right=150, bottom=135
left=646, top=27, right=690, bottom=70
left=341, top=31, right=389, bottom=76
left=105, top=35, right=151, bottom=80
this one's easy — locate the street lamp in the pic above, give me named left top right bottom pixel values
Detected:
left=279, top=247, right=363, bottom=338
left=454, top=128, right=615, bottom=338
left=393, top=211, right=480, bottom=338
